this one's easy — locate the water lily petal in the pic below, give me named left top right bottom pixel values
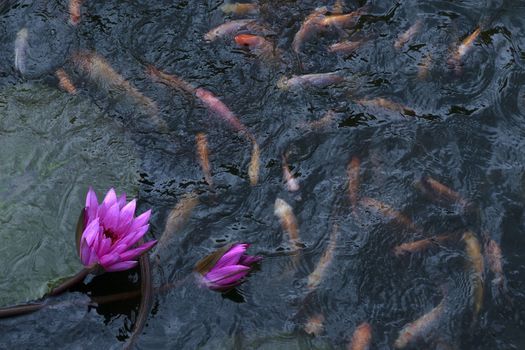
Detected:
left=116, top=199, right=136, bottom=232
left=117, top=192, right=127, bottom=209
left=128, top=209, right=151, bottom=232
left=98, top=237, right=112, bottom=256
left=99, top=252, right=120, bottom=268
left=103, top=202, right=120, bottom=233
left=80, top=238, right=92, bottom=266
left=82, top=218, right=100, bottom=246
left=239, top=255, right=262, bottom=266
left=105, top=261, right=138, bottom=272
left=205, top=265, right=250, bottom=286
left=214, top=244, right=248, bottom=269
left=85, top=187, right=99, bottom=222
left=119, top=240, right=157, bottom=261
left=118, top=224, right=150, bottom=248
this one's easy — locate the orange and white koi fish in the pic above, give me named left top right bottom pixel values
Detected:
left=448, top=27, right=481, bottom=73
left=393, top=235, right=450, bottom=257
left=360, top=197, right=421, bottom=233
left=394, top=20, right=422, bottom=50
left=417, top=176, right=467, bottom=208
left=196, top=133, right=213, bottom=188
left=347, top=156, right=360, bottom=216
left=307, top=225, right=338, bottom=290
left=14, top=28, right=28, bottom=74
left=69, top=0, right=84, bottom=26
left=292, top=7, right=328, bottom=54
left=274, top=198, right=299, bottom=244
left=234, top=34, right=277, bottom=61
left=282, top=154, right=299, bottom=192
left=348, top=322, right=372, bottom=350
left=72, top=51, right=159, bottom=116
left=328, top=40, right=362, bottom=54
left=417, top=54, right=432, bottom=80
left=394, top=299, right=446, bottom=348
left=356, top=98, right=416, bottom=116
left=304, top=314, right=324, bottom=336
left=278, top=72, right=344, bottom=90
left=153, top=192, right=199, bottom=258
left=204, top=19, right=257, bottom=42
left=56, top=68, right=77, bottom=95
left=248, top=140, right=260, bottom=186
left=220, top=3, right=259, bottom=16
left=319, top=7, right=366, bottom=29
left=463, top=231, right=484, bottom=320
left=484, top=234, right=504, bottom=288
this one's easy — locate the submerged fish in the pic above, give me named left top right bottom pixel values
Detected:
left=69, top=0, right=84, bottom=26
left=304, top=313, right=324, bottom=336
left=14, top=28, right=28, bottom=74
left=360, top=197, right=421, bottom=233
left=248, top=140, right=260, bottom=186
left=394, top=299, right=446, bottom=348
left=393, top=235, right=451, bottom=257
left=348, top=322, right=372, bottom=350
left=204, top=19, right=257, bottom=42
left=448, top=27, right=481, bottom=73
left=307, top=225, right=338, bottom=290
left=328, top=40, right=362, bottom=54
left=484, top=234, right=505, bottom=289
left=282, top=154, right=299, bottom=192
left=234, top=34, right=277, bottom=61
left=462, top=231, right=484, bottom=320
left=356, top=98, right=416, bottom=116
left=220, top=3, right=259, bottom=16
left=277, top=72, right=344, bottom=90
left=319, top=7, right=365, bottom=30
left=417, top=54, right=432, bottom=80
left=298, top=109, right=338, bottom=130
left=292, top=7, right=328, bottom=54
left=394, top=20, right=422, bottom=50
left=274, top=198, right=300, bottom=244
left=417, top=176, right=468, bottom=208
left=347, top=156, right=360, bottom=216
left=196, top=133, right=213, bottom=188
left=56, top=68, right=77, bottom=95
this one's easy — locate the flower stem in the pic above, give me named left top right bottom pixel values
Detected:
left=48, top=266, right=94, bottom=296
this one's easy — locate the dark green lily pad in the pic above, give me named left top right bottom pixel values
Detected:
left=0, top=83, right=139, bottom=307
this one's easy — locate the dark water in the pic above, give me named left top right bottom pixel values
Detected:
left=1, top=0, right=525, bottom=349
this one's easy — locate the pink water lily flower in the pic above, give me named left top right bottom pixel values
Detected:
left=195, top=243, right=262, bottom=291
left=80, top=187, right=156, bottom=272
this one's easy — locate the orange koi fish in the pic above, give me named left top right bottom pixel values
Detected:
left=220, top=3, right=259, bottom=16
left=448, top=27, right=481, bottom=73
left=356, top=98, right=416, bottom=116
left=360, top=197, right=421, bottom=233
left=204, top=19, right=257, bottom=42
left=394, top=299, right=446, bottom=348
left=319, top=6, right=365, bottom=29
left=292, top=7, right=328, bottom=54
left=394, top=20, right=422, bottom=50
left=69, top=0, right=84, bottom=26
left=196, top=133, right=213, bottom=188
left=248, top=140, right=260, bottom=186
left=234, top=34, right=277, bottom=60
left=347, top=156, right=360, bottom=216
left=463, top=231, right=484, bottom=320
left=278, top=72, right=344, bottom=90
left=417, top=176, right=468, bottom=208
left=393, top=235, right=450, bottom=257
left=307, top=225, right=338, bottom=290
left=274, top=198, right=300, bottom=244
left=282, top=154, right=299, bottom=192
left=348, top=322, right=372, bottom=350
left=328, top=40, right=362, bottom=54
left=56, top=68, right=77, bottom=95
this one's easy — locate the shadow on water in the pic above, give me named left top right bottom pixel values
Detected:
left=1, top=0, right=525, bottom=349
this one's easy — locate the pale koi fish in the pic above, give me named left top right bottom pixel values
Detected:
left=307, top=224, right=338, bottom=290
left=298, top=109, right=338, bottom=130
left=462, top=230, right=484, bottom=320
left=394, top=299, right=446, bottom=348
left=393, top=235, right=450, bottom=257
left=292, top=7, right=328, bottom=54
left=448, top=27, right=481, bottom=73
left=220, top=3, right=259, bottom=16
left=248, top=140, right=260, bottom=186
left=348, top=322, right=372, bottom=350
left=347, top=156, right=360, bottom=216
left=333, top=0, right=345, bottom=15
left=204, top=19, right=256, bottom=42
left=69, top=0, right=84, bottom=26
left=14, top=28, right=28, bottom=74
left=72, top=51, right=160, bottom=117
left=282, top=154, right=299, bottom=192
left=356, top=98, right=416, bottom=116
left=234, top=34, right=278, bottom=61
left=416, top=176, right=468, bottom=208
left=145, top=64, right=195, bottom=95
left=274, top=198, right=300, bottom=244
left=360, top=197, right=421, bottom=233
left=277, top=72, right=344, bottom=90
left=196, top=133, right=213, bottom=188
left=417, top=54, right=432, bottom=80
left=153, top=192, right=199, bottom=258
left=319, top=6, right=366, bottom=30
left=483, top=234, right=505, bottom=289
left=56, top=68, right=77, bottom=95
left=328, top=40, right=362, bottom=54
left=394, top=20, right=422, bottom=50
left=304, top=313, right=324, bottom=336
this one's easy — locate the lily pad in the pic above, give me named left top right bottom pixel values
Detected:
left=0, top=83, right=139, bottom=307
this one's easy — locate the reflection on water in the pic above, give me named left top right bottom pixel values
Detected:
left=1, top=0, right=525, bottom=349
